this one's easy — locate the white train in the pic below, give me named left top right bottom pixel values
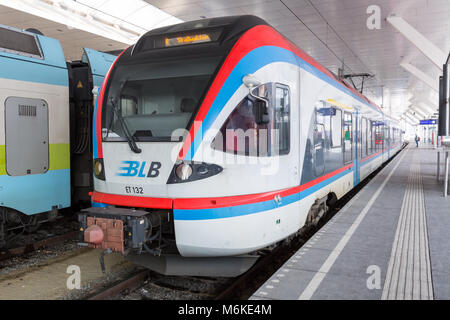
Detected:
left=79, top=15, right=403, bottom=276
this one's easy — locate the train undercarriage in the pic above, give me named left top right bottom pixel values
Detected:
left=0, top=207, right=60, bottom=248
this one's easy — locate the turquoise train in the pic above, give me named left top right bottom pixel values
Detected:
left=0, top=24, right=117, bottom=246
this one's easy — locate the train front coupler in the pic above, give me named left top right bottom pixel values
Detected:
left=78, top=207, right=154, bottom=272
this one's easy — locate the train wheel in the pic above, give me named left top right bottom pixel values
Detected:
left=305, top=196, right=328, bottom=227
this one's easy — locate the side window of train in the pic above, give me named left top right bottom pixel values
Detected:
left=5, top=97, right=49, bottom=176
left=343, top=112, right=352, bottom=164
left=274, top=84, right=290, bottom=155
left=211, top=82, right=290, bottom=156
left=331, top=108, right=342, bottom=147
left=312, top=106, right=343, bottom=176
left=373, top=122, right=383, bottom=150
left=314, top=107, right=327, bottom=176
left=361, top=117, right=368, bottom=158
left=120, top=95, right=138, bottom=116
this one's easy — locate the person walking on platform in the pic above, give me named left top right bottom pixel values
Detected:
left=415, top=134, right=420, bottom=147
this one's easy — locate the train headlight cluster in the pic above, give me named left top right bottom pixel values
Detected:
left=93, top=158, right=105, bottom=180
left=168, top=161, right=223, bottom=184
left=175, top=162, right=193, bottom=181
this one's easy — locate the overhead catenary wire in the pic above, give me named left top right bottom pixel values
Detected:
left=279, top=0, right=379, bottom=98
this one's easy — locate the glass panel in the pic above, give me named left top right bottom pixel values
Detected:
left=211, top=82, right=290, bottom=157
left=331, top=109, right=342, bottom=147
left=102, top=55, right=222, bottom=141
left=343, top=112, right=352, bottom=163
left=275, top=85, right=290, bottom=154
left=361, top=117, right=367, bottom=157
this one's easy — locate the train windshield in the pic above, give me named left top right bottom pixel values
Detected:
left=102, top=54, right=222, bottom=142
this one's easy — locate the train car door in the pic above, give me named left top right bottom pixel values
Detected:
left=353, top=110, right=360, bottom=185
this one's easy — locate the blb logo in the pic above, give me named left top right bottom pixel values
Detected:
left=117, top=161, right=161, bottom=178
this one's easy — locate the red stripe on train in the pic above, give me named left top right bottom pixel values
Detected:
left=92, top=163, right=353, bottom=210
left=95, top=48, right=128, bottom=158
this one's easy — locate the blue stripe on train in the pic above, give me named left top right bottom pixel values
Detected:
left=0, top=169, right=71, bottom=215
left=173, top=166, right=352, bottom=220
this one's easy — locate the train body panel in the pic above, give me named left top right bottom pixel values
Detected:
left=82, top=47, right=118, bottom=88
left=0, top=24, right=116, bottom=246
left=0, top=25, right=71, bottom=215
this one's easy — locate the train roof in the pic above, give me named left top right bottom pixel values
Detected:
left=129, top=15, right=396, bottom=124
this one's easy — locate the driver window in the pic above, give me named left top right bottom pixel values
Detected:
left=120, top=95, right=138, bottom=116
left=211, top=82, right=291, bottom=157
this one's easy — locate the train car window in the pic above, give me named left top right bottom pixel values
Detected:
left=361, top=117, right=367, bottom=158
left=274, top=84, right=290, bottom=155
left=331, top=108, right=342, bottom=147
left=343, top=112, right=352, bottom=164
left=314, top=108, right=327, bottom=176
left=0, top=26, right=42, bottom=59
left=374, top=122, right=383, bottom=150
left=211, top=82, right=290, bottom=156
left=120, top=95, right=138, bottom=116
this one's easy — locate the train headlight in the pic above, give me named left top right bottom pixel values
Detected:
left=168, top=162, right=222, bottom=184
left=175, top=162, right=193, bottom=181
left=93, top=158, right=105, bottom=180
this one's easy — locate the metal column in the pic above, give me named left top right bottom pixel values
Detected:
left=445, top=151, right=449, bottom=197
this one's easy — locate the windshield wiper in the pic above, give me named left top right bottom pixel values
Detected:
left=109, top=98, right=142, bottom=154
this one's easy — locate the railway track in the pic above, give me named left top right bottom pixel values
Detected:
left=0, top=231, right=78, bottom=262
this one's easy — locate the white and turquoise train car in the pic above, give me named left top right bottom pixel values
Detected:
left=0, top=24, right=116, bottom=245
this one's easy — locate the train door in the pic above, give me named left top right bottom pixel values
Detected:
left=353, top=110, right=360, bottom=185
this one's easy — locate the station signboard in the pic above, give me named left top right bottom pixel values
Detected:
left=420, top=119, right=437, bottom=125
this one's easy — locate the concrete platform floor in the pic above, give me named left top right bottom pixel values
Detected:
left=251, top=145, right=450, bottom=300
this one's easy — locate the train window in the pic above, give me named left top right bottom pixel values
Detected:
left=275, top=84, right=290, bottom=154
left=211, top=82, right=290, bottom=156
left=120, top=95, right=138, bottom=116
left=374, top=122, right=383, bottom=150
left=103, top=54, right=223, bottom=141
left=0, top=26, right=42, bottom=59
left=343, top=112, right=352, bottom=164
left=331, top=108, right=342, bottom=147
left=5, top=97, right=49, bottom=176
left=361, top=117, right=367, bottom=158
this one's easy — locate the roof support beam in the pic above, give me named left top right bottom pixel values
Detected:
left=404, top=113, right=418, bottom=124
left=400, top=61, right=439, bottom=92
left=388, top=15, right=447, bottom=70
left=409, top=106, right=427, bottom=118
left=406, top=109, right=421, bottom=121
left=409, top=102, right=433, bottom=116
left=418, top=101, right=438, bottom=114
left=404, top=118, right=415, bottom=126
left=402, top=116, right=415, bottom=126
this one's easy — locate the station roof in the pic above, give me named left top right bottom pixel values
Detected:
left=1, top=0, right=449, bottom=123
left=145, top=0, right=450, bottom=122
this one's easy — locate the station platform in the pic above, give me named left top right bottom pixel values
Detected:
left=250, top=145, right=450, bottom=300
